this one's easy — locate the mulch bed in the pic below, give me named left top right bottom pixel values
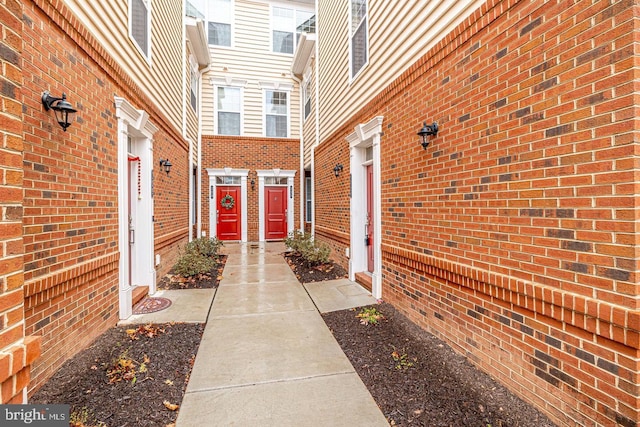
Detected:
left=284, top=252, right=347, bottom=283
left=157, top=255, right=226, bottom=290
left=324, top=303, right=557, bottom=427
left=31, top=323, right=204, bottom=427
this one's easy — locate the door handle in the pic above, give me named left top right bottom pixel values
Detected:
left=216, top=210, right=219, bottom=224
left=129, top=229, right=135, bottom=244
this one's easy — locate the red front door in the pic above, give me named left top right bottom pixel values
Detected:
left=217, top=186, right=241, bottom=240
left=366, top=165, right=374, bottom=272
left=265, top=186, right=287, bottom=240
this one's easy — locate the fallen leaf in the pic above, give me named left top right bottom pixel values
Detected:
left=164, top=379, right=174, bottom=386
left=163, top=401, right=179, bottom=411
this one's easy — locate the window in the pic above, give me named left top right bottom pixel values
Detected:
left=265, top=90, right=288, bottom=137
left=305, top=176, right=312, bottom=222
left=303, top=79, right=311, bottom=120
left=265, top=177, right=288, bottom=185
left=190, top=66, right=199, bottom=111
left=216, top=176, right=241, bottom=185
left=350, top=0, right=368, bottom=78
left=209, top=0, right=232, bottom=46
left=130, top=0, right=151, bottom=59
left=272, top=7, right=314, bottom=54
left=217, top=87, right=241, bottom=135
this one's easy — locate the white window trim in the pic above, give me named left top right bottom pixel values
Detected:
left=128, top=0, right=152, bottom=63
left=212, top=77, right=247, bottom=136
left=303, top=77, right=311, bottom=121
left=207, top=0, right=235, bottom=48
left=348, top=0, right=369, bottom=81
left=260, top=81, right=293, bottom=138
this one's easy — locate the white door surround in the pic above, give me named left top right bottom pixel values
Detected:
left=207, top=168, right=249, bottom=242
left=257, top=169, right=296, bottom=241
left=347, top=116, right=383, bottom=299
left=115, top=97, right=158, bottom=320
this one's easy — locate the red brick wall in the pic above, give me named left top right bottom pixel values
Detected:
left=21, top=0, right=190, bottom=393
left=0, top=0, right=41, bottom=404
left=316, top=0, right=640, bottom=425
left=201, top=135, right=300, bottom=241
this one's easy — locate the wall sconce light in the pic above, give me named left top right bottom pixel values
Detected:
left=42, top=91, right=77, bottom=132
left=417, top=121, right=439, bottom=149
left=251, top=179, right=255, bottom=190
left=333, top=164, right=343, bottom=177
left=159, top=159, right=172, bottom=175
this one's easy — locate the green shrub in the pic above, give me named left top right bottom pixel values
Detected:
left=185, top=236, right=223, bottom=259
left=285, top=231, right=330, bottom=266
left=172, top=237, right=222, bottom=277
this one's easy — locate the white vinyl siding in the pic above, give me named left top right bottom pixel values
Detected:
left=130, top=0, right=150, bottom=60
left=216, top=86, right=242, bottom=135
left=349, top=0, right=367, bottom=79
left=65, top=0, right=184, bottom=131
left=208, top=0, right=233, bottom=46
left=318, top=0, right=485, bottom=142
left=265, top=90, right=289, bottom=138
left=199, top=0, right=308, bottom=137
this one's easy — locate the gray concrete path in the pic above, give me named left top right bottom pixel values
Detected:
left=176, top=242, right=388, bottom=426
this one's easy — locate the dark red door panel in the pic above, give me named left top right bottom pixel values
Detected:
left=265, top=186, right=287, bottom=240
left=217, top=186, right=241, bottom=240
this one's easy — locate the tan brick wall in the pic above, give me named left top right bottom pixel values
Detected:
left=201, top=135, right=300, bottom=242
left=22, top=0, right=190, bottom=393
left=316, top=0, right=640, bottom=425
left=0, top=0, right=41, bottom=404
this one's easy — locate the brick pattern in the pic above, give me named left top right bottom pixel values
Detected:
left=0, top=0, right=41, bottom=404
left=21, top=0, right=190, bottom=393
left=316, top=0, right=640, bottom=425
left=201, top=135, right=300, bottom=241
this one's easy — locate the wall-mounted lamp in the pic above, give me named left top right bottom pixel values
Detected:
left=159, top=159, right=172, bottom=175
left=333, top=164, right=343, bottom=177
left=251, top=179, right=255, bottom=190
left=42, top=91, right=77, bottom=132
left=417, top=121, right=439, bottom=149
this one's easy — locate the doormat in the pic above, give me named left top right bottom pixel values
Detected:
left=133, top=297, right=172, bottom=315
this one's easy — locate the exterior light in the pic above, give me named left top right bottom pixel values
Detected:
left=333, top=164, right=343, bottom=177
left=159, top=159, right=172, bottom=175
left=42, top=91, right=77, bottom=131
left=417, top=121, right=439, bottom=149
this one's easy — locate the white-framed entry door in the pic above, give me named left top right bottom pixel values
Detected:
left=257, top=169, right=296, bottom=241
left=207, top=168, right=249, bottom=242
left=347, top=116, right=383, bottom=299
left=115, top=97, right=158, bottom=320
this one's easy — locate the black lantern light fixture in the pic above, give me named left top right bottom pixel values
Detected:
left=333, top=164, right=343, bottom=177
left=159, top=159, right=172, bottom=175
left=417, top=121, right=439, bottom=149
left=42, top=91, right=77, bottom=131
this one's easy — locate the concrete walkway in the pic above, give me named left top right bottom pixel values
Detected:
left=174, top=242, right=388, bottom=426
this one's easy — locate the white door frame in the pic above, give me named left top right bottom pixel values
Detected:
left=115, top=97, right=158, bottom=320
left=207, top=168, right=249, bottom=242
left=257, top=169, right=296, bottom=241
left=347, top=116, right=383, bottom=299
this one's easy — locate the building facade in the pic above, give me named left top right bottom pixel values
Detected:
left=313, top=1, right=640, bottom=426
left=0, top=0, right=207, bottom=399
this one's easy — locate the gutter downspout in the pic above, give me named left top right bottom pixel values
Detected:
left=312, top=6, right=320, bottom=238
left=291, top=73, right=304, bottom=233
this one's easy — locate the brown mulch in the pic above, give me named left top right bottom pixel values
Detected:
left=284, top=252, right=347, bottom=283
left=31, top=323, right=204, bottom=427
left=157, top=255, right=226, bottom=290
left=323, top=302, right=557, bottom=427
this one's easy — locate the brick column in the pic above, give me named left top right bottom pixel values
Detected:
left=0, top=0, right=41, bottom=404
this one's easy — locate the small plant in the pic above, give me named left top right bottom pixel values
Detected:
left=69, top=407, right=106, bottom=427
left=285, top=230, right=331, bottom=266
left=172, top=237, right=223, bottom=277
left=106, top=351, right=149, bottom=384
left=185, top=236, right=223, bottom=259
left=356, top=307, right=384, bottom=325
left=391, top=347, right=415, bottom=370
